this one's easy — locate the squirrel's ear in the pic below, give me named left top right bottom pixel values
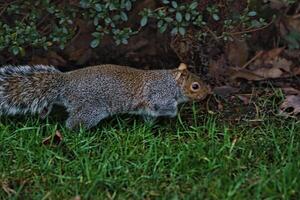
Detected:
left=178, top=63, right=188, bottom=71
left=175, top=63, right=188, bottom=80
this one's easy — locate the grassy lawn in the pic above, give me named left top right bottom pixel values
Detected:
left=0, top=100, right=300, bottom=199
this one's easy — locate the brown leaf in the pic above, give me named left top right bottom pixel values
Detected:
left=281, top=87, right=300, bottom=95
left=229, top=68, right=264, bottom=81
left=278, top=15, right=300, bottom=48
left=209, top=55, right=227, bottom=82
left=270, top=0, right=289, bottom=10
left=230, top=67, right=286, bottom=81
left=291, top=66, right=300, bottom=75
left=226, top=36, right=249, bottom=67
left=284, top=49, right=300, bottom=59
left=230, top=47, right=296, bottom=81
left=253, top=67, right=284, bottom=79
left=213, top=85, right=240, bottom=97
left=285, top=15, right=300, bottom=33
left=280, top=95, right=300, bottom=116
left=42, top=130, right=63, bottom=146
left=270, top=57, right=292, bottom=71
left=237, top=95, right=251, bottom=105
left=253, top=48, right=284, bottom=66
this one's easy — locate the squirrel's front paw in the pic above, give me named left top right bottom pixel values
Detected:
left=142, top=115, right=157, bottom=123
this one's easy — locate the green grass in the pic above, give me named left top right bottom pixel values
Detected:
left=0, top=102, right=300, bottom=199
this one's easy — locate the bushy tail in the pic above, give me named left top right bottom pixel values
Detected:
left=0, top=65, right=63, bottom=116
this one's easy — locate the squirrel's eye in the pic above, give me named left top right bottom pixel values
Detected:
left=191, top=82, right=200, bottom=91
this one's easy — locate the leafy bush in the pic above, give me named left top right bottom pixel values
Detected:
left=139, top=1, right=268, bottom=41
left=80, top=0, right=137, bottom=46
left=0, top=0, right=76, bottom=55
left=0, top=0, right=297, bottom=57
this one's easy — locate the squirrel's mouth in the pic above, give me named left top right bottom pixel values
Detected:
left=196, top=85, right=212, bottom=101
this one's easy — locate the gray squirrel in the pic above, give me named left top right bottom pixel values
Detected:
left=0, top=63, right=210, bottom=129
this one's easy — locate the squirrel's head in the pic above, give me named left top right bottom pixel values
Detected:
left=174, top=63, right=211, bottom=101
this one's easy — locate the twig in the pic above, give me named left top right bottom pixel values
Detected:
left=228, top=19, right=274, bottom=36
left=292, top=13, right=300, bottom=19
left=241, top=51, right=264, bottom=69
left=204, top=26, right=219, bottom=42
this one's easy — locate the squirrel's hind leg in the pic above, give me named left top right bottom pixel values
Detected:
left=66, top=106, right=109, bottom=130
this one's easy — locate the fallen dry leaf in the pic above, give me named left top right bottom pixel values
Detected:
left=226, top=36, right=249, bottom=67
left=229, top=68, right=265, bottom=81
left=280, top=95, right=300, bottom=116
left=237, top=94, right=251, bottom=105
left=251, top=48, right=284, bottom=69
left=209, top=55, right=227, bottom=83
left=278, top=14, right=300, bottom=49
left=291, top=66, right=300, bottom=76
left=269, top=0, right=288, bottom=10
left=253, top=67, right=283, bottom=79
left=281, top=87, right=300, bottom=95
left=213, top=85, right=240, bottom=97
left=42, top=130, right=63, bottom=146
left=262, top=48, right=283, bottom=59
left=229, top=48, right=297, bottom=81
left=1, top=181, right=16, bottom=196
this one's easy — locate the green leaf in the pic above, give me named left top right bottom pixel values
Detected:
left=93, top=17, right=99, bottom=26
left=11, top=46, right=19, bottom=55
left=19, top=47, right=25, bottom=57
left=105, top=17, right=112, bottom=24
left=115, top=39, right=121, bottom=45
left=212, top=14, right=220, bottom=21
left=162, top=0, right=170, bottom=4
left=120, top=12, right=128, bottom=21
left=171, top=27, right=178, bottom=35
left=176, top=12, right=182, bottom=22
left=185, top=13, right=191, bottom=21
left=178, top=27, right=186, bottom=36
left=251, top=20, right=261, bottom=28
left=164, top=17, right=173, bottom=23
left=125, top=1, right=132, bottom=11
left=59, top=44, right=65, bottom=50
left=248, top=11, right=257, bottom=17
left=189, top=2, right=198, bottom=10
left=95, top=3, right=102, bottom=12
left=157, top=20, right=164, bottom=28
left=171, top=1, right=178, bottom=8
left=122, top=38, right=128, bottom=44
left=92, top=32, right=101, bottom=38
left=90, top=39, right=100, bottom=48
left=109, top=3, right=117, bottom=10
left=140, top=16, right=148, bottom=27
left=159, top=23, right=168, bottom=33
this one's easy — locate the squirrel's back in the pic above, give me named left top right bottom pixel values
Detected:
left=0, top=65, right=63, bottom=115
left=63, top=64, right=179, bottom=114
